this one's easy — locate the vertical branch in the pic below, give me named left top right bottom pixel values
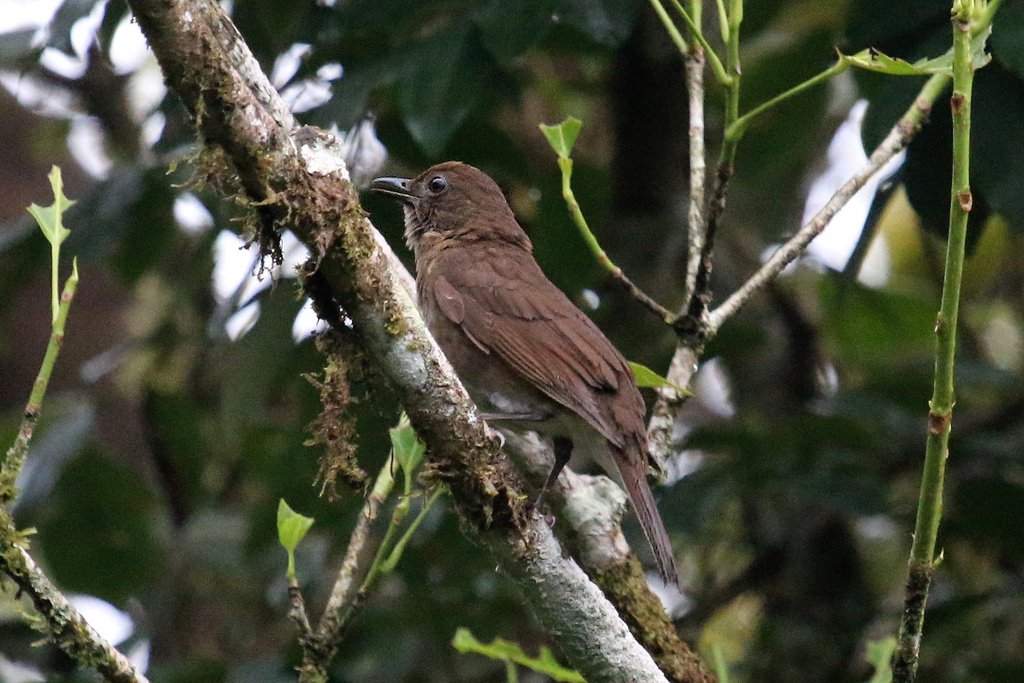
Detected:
left=297, top=454, right=397, bottom=682
left=893, top=3, right=977, bottom=680
left=681, top=0, right=742, bottom=340
left=682, top=0, right=707, bottom=309
left=649, top=0, right=707, bottom=464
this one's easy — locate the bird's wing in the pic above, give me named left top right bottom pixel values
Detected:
left=429, top=247, right=644, bottom=449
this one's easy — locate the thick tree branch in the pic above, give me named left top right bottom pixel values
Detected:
left=502, top=433, right=714, bottom=682
left=125, top=1, right=675, bottom=679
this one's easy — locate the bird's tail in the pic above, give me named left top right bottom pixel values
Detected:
left=615, top=446, right=679, bottom=587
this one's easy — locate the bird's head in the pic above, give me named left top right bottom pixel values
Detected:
left=371, top=162, right=531, bottom=253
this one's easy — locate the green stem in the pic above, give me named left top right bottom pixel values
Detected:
left=556, top=158, right=674, bottom=323
left=726, top=61, right=849, bottom=142
left=689, top=0, right=701, bottom=26
left=714, top=0, right=728, bottom=43
left=668, top=0, right=731, bottom=85
left=647, top=0, right=689, bottom=56
left=714, top=0, right=743, bottom=179
left=894, top=3, right=977, bottom=680
left=558, top=158, right=610, bottom=271
left=726, top=0, right=742, bottom=119
left=50, top=246, right=59, bottom=323
left=381, top=488, right=442, bottom=573
left=0, top=261, right=79, bottom=502
left=360, top=452, right=403, bottom=586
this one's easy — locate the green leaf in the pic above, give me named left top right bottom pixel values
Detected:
left=398, top=23, right=491, bottom=156
left=451, top=628, right=584, bottom=682
left=539, top=117, right=583, bottom=159
left=628, top=361, right=691, bottom=396
left=839, top=48, right=937, bottom=76
left=865, top=636, right=896, bottom=683
left=27, top=165, right=76, bottom=322
left=474, top=0, right=558, bottom=63
left=0, top=28, right=40, bottom=65
left=390, top=414, right=425, bottom=489
left=37, top=448, right=164, bottom=603
left=839, top=27, right=991, bottom=76
left=28, top=166, right=74, bottom=249
left=277, top=498, right=314, bottom=582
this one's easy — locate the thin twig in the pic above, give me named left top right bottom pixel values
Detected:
left=724, top=61, right=848, bottom=142
left=0, top=506, right=148, bottom=683
left=0, top=270, right=79, bottom=501
left=706, top=72, right=950, bottom=337
left=296, top=449, right=397, bottom=681
left=287, top=584, right=313, bottom=637
left=649, top=0, right=706, bottom=464
left=666, top=0, right=731, bottom=86
left=648, top=0, right=689, bottom=55
left=683, top=41, right=707, bottom=311
left=0, top=265, right=146, bottom=681
left=556, top=158, right=675, bottom=324
left=678, top=0, right=742, bottom=343
left=0, top=177, right=145, bottom=679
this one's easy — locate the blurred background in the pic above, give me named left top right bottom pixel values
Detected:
left=1, top=0, right=1023, bottom=680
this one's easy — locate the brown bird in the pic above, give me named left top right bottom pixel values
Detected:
left=371, top=162, right=678, bottom=587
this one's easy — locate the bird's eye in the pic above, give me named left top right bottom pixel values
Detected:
left=427, top=176, right=448, bottom=194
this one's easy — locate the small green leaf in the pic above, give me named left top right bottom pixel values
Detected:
left=838, top=48, right=934, bottom=75
left=838, top=28, right=991, bottom=76
left=452, top=628, right=584, bottom=682
left=390, top=414, right=425, bottom=487
left=277, top=499, right=314, bottom=582
left=865, top=636, right=897, bottom=683
left=539, top=117, right=583, bottom=159
left=628, top=361, right=691, bottom=396
left=27, top=166, right=76, bottom=322
left=27, top=166, right=75, bottom=249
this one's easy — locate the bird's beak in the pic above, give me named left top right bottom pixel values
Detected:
left=370, top=176, right=417, bottom=203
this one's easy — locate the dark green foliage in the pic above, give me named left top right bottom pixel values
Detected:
left=1, top=0, right=1024, bottom=681
left=37, top=448, right=165, bottom=602
left=851, top=0, right=1024, bottom=243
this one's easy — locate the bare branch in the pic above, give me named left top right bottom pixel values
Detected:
left=683, top=45, right=707, bottom=307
